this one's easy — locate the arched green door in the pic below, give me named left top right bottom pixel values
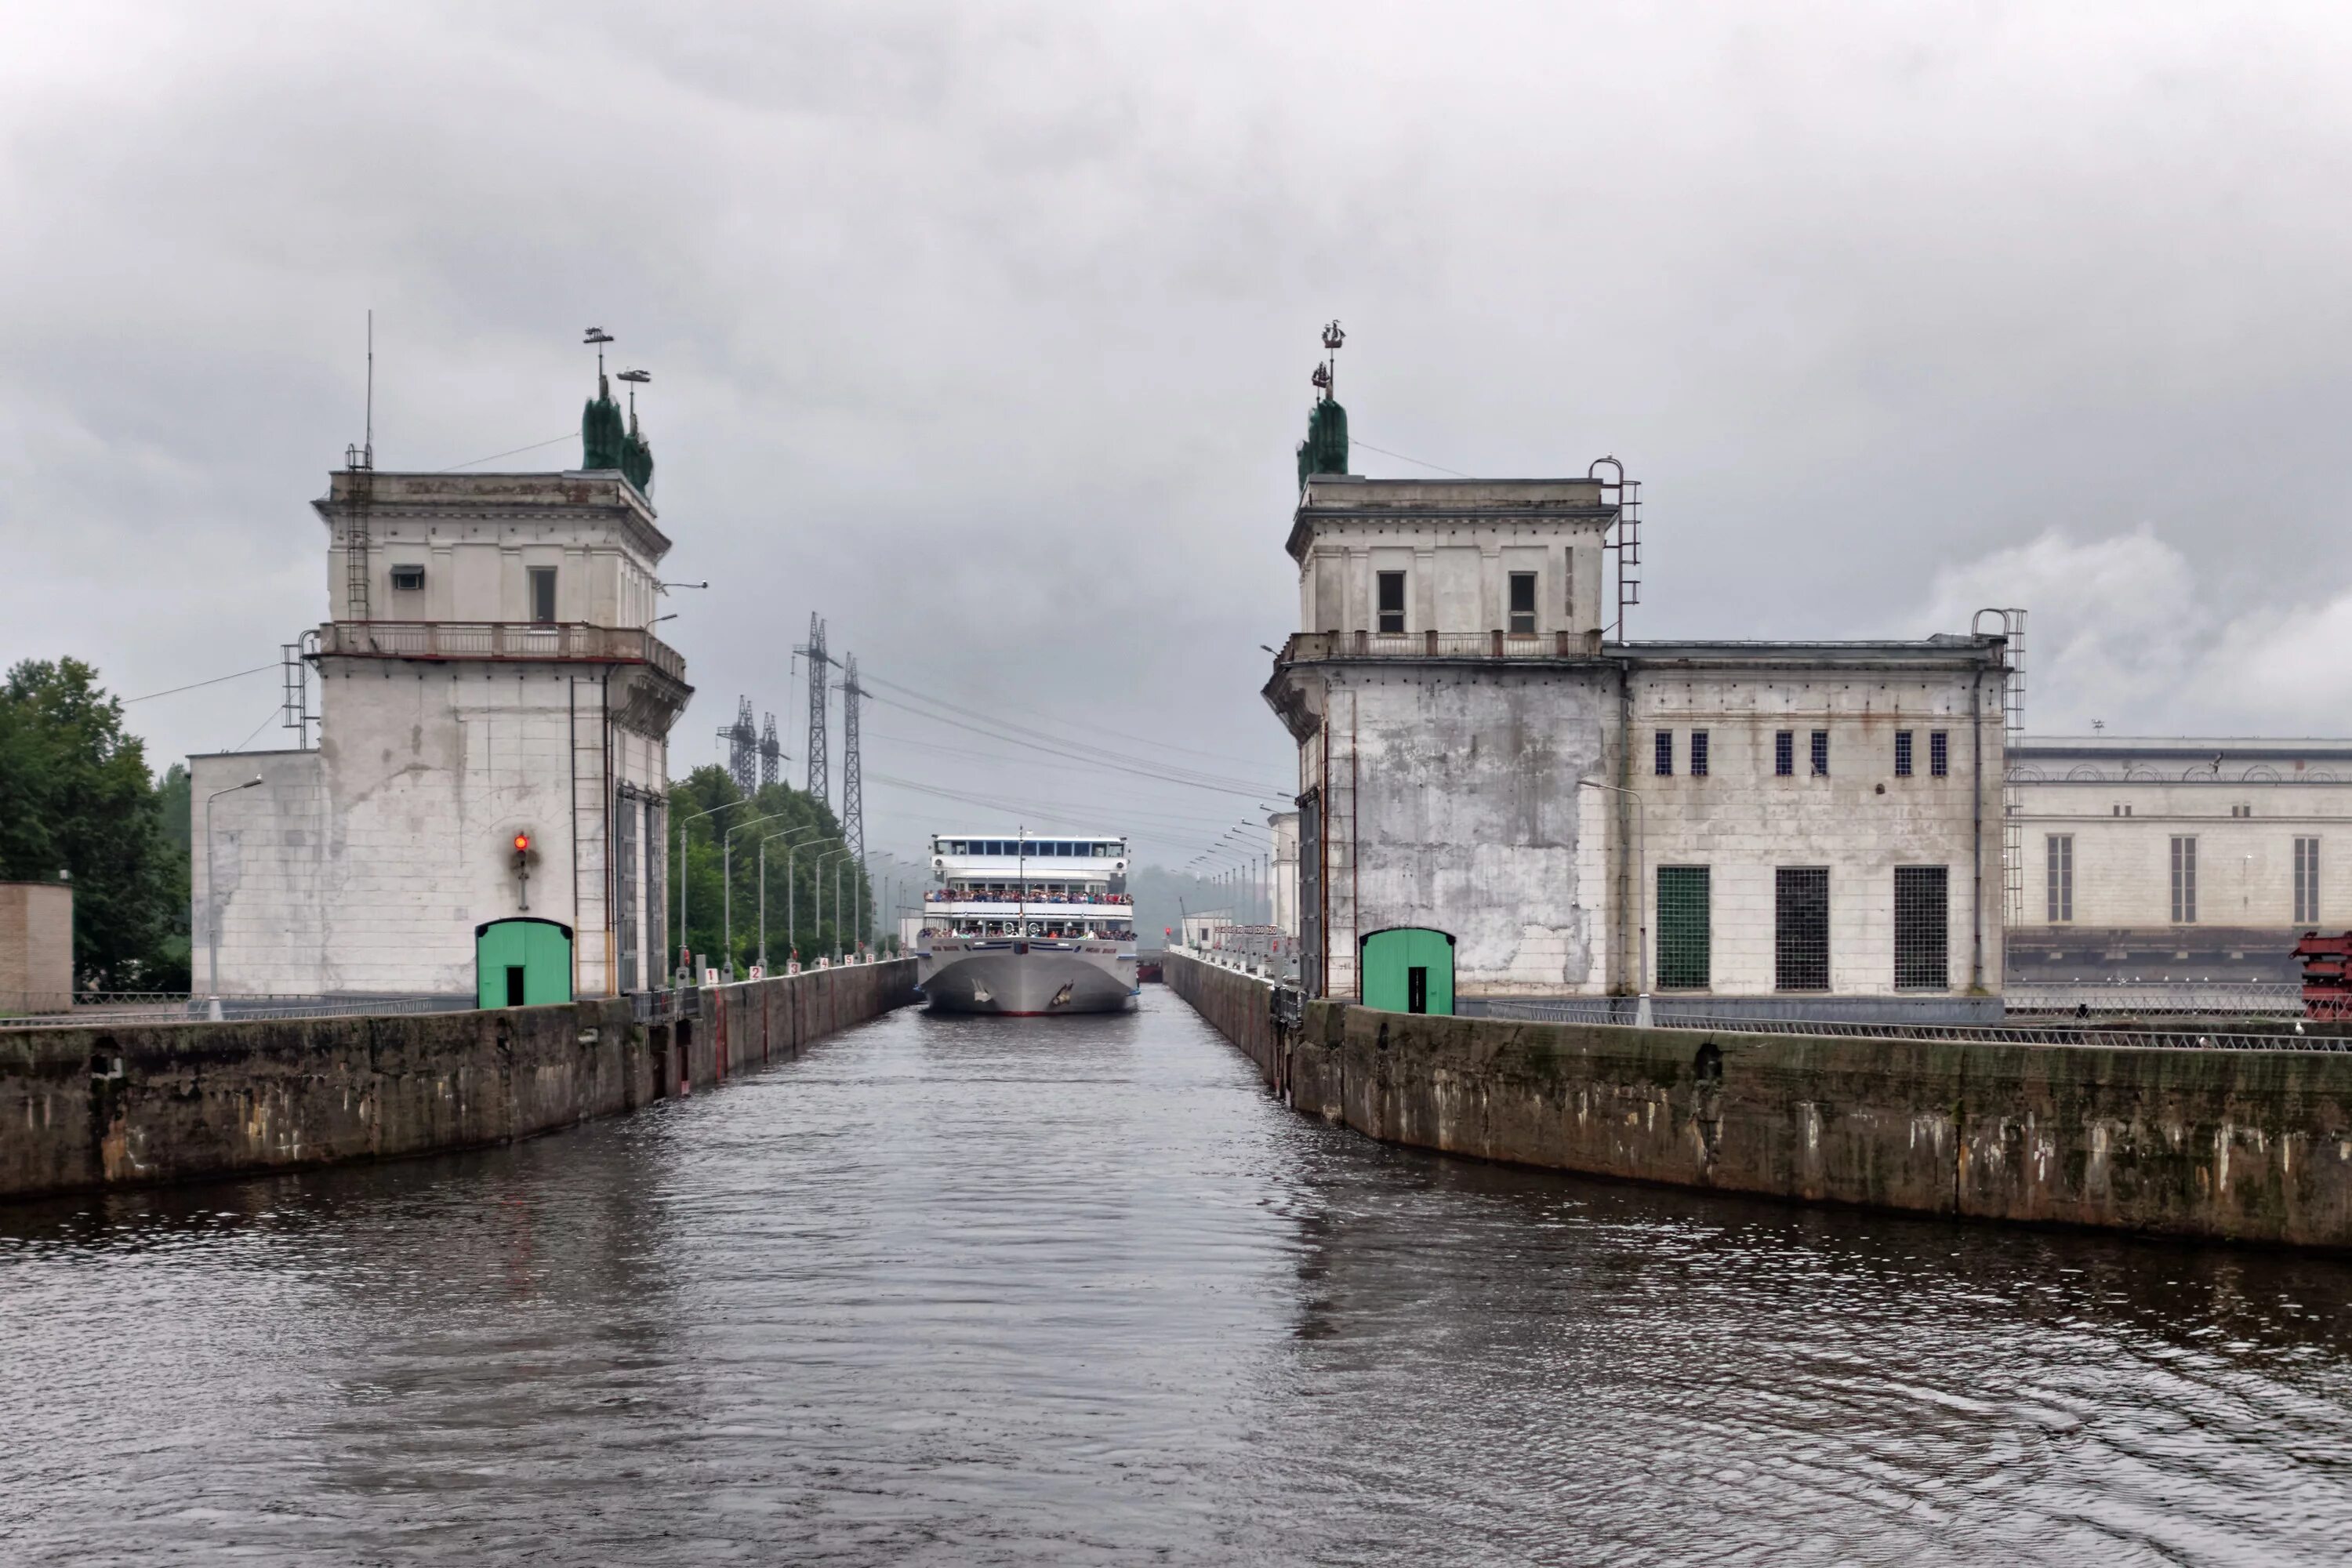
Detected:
left=1359, top=927, right=1455, bottom=1015
left=475, top=918, right=575, bottom=1008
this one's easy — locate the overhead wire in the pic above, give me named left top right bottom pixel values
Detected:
left=125, top=663, right=278, bottom=703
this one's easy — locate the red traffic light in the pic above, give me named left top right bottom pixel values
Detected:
left=513, top=832, right=532, bottom=853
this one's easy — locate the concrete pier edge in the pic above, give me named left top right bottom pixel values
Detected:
left=1163, top=952, right=2352, bottom=1251
left=0, top=960, right=920, bottom=1203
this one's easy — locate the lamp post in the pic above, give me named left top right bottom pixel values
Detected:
left=720, top=810, right=795, bottom=977
left=759, top=826, right=826, bottom=970
left=204, top=775, right=265, bottom=1018
left=813, top=847, right=853, bottom=963
left=786, top=833, right=837, bottom=966
left=1577, top=779, right=1649, bottom=1023
left=673, top=799, right=733, bottom=982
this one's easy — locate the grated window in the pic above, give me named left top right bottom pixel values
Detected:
left=1774, top=731, right=1794, bottom=777
left=390, top=564, right=424, bottom=591
left=1657, top=866, right=1711, bottom=989
left=2170, top=836, right=2197, bottom=924
left=1654, top=730, right=1673, bottom=777
left=1690, top=731, right=1709, bottom=778
left=1894, top=731, right=1913, bottom=777
left=2296, top=837, right=2321, bottom=925
left=1809, top=730, right=1830, bottom=777
left=1929, top=731, right=1949, bottom=777
left=2045, top=834, right=2073, bottom=924
left=1894, top=866, right=1949, bottom=990
left=1775, top=867, right=1830, bottom=990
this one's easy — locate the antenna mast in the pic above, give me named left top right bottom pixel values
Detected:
left=343, top=310, right=376, bottom=622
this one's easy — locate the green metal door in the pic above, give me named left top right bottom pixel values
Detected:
left=1359, top=927, right=1455, bottom=1014
left=474, top=918, right=575, bottom=1008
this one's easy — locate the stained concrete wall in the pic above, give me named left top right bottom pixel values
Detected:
left=1167, top=951, right=2352, bottom=1250
left=0, top=883, right=74, bottom=1008
left=0, top=959, right=916, bottom=1202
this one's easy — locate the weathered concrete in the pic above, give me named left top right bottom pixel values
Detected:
left=0, top=960, right=916, bottom=1201
left=1167, top=951, right=2352, bottom=1249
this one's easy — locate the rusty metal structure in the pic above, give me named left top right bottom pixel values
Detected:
left=2296, top=931, right=2352, bottom=1019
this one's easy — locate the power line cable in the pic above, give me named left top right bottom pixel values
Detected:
left=858, top=668, right=1276, bottom=771
left=125, top=663, right=277, bottom=703
left=439, top=431, right=575, bottom=471
left=1352, top=434, right=1472, bottom=478
left=862, top=688, right=1281, bottom=797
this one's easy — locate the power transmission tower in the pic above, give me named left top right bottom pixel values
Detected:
left=793, top=615, right=836, bottom=804
left=719, top=696, right=757, bottom=795
left=759, top=713, right=781, bottom=789
left=840, top=654, right=865, bottom=860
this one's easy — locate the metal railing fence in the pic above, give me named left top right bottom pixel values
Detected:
left=1475, top=996, right=2351, bottom=1054
left=2002, top=981, right=2303, bottom=1015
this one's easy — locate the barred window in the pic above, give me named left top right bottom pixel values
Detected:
left=1775, top=867, right=1830, bottom=990
left=1690, top=731, right=1710, bottom=777
left=1774, top=731, right=1794, bottom=777
left=1894, top=731, right=1913, bottom=777
left=2170, top=836, right=2197, bottom=924
left=1657, top=866, right=1711, bottom=990
left=1929, top=731, right=1949, bottom=777
left=1809, top=730, right=1830, bottom=777
left=2296, top=837, right=2321, bottom=925
left=2045, top=833, right=2073, bottom=924
left=1654, top=730, right=1673, bottom=777
left=1894, top=866, right=1949, bottom=990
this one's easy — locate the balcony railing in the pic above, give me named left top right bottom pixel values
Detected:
left=318, top=622, right=687, bottom=682
left=1273, top=630, right=1603, bottom=663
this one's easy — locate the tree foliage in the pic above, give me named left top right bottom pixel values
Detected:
left=664, top=765, right=873, bottom=976
left=0, top=659, right=188, bottom=989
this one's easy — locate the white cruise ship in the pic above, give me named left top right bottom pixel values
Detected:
left=916, top=832, right=1138, bottom=1014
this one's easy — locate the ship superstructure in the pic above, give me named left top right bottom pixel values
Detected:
left=916, top=832, right=1138, bottom=1014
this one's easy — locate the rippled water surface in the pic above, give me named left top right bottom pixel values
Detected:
left=9, top=992, right=2352, bottom=1564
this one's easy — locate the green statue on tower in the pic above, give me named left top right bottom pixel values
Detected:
left=1296, top=319, right=1349, bottom=489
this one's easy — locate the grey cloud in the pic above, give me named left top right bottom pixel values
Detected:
left=5, top=1, right=2352, bottom=862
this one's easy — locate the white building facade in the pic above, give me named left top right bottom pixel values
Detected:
left=2009, top=736, right=2352, bottom=983
left=1266, top=470, right=2009, bottom=1018
left=192, top=463, right=691, bottom=998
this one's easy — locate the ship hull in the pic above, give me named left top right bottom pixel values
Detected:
left=916, top=938, right=1137, bottom=1015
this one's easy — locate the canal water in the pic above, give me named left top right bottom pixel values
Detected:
left=8, top=993, right=2352, bottom=1565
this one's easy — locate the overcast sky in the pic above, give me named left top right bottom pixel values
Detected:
left=7, top=2, right=2352, bottom=869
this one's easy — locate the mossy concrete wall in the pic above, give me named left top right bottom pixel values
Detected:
left=0, top=960, right=918, bottom=1202
left=1166, top=952, right=2352, bottom=1249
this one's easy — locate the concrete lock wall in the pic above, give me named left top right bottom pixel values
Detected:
left=1165, top=952, right=2352, bottom=1249
left=0, top=960, right=917, bottom=1202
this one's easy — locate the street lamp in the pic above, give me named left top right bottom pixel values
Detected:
left=673, top=799, right=735, bottom=982
left=1577, top=779, right=1649, bottom=1023
left=204, top=775, right=265, bottom=1016
left=720, top=810, right=796, bottom=976
left=758, top=825, right=827, bottom=970
left=812, top=847, right=854, bottom=962
left=785, top=831, right=840, bottom=966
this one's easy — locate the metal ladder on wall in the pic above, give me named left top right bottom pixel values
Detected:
left=1592, top=457, right=1641, bottom=639
left=1975, top=608, right=2028, bottom=930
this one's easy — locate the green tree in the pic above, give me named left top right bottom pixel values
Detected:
left=665, top=766, right=871, bottom=975
left=0, top=659, right=185, bottom=989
